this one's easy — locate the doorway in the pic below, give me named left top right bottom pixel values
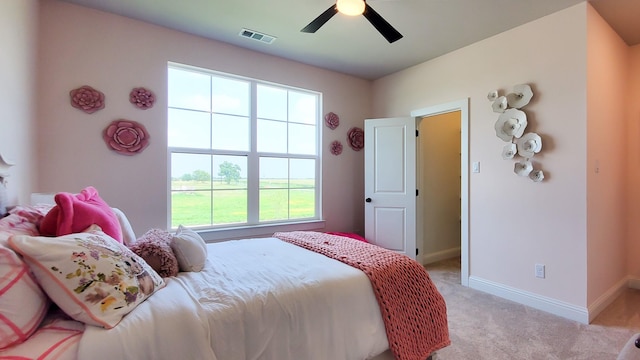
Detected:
left=411, top=99, right=469, bottom=286
left=417, top=110, right=461, bottom=265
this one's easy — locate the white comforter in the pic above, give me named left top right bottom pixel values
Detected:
left=78, top=237, right=389, bottom=360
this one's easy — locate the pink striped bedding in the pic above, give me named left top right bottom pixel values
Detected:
left=0, top=310, right=84, bottom=360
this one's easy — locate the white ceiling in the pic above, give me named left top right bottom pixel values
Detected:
left=58, top=0, right=640, bottom=80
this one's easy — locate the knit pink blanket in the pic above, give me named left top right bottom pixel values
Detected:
left=273, top=231, right=450, bottom=360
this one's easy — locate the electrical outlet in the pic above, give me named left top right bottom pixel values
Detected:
left=535, top=264, right=545, bottom=279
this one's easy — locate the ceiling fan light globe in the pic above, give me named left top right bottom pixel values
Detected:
left=337, top=0, right=365, bottom=16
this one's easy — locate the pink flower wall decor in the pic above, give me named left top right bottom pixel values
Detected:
left=129, top=87, right=156, bottom=110
left=70, top=85, right=105, bottom=114
left=324, top=112, right=340, bottom=130
left=103, top=120, right=150, bottom=156
left=347, top=127, right=364, bottom=151
left=330, top=140, right=343, bottom=156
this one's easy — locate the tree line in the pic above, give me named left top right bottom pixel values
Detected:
left=174, top=161, right=241, bottom=184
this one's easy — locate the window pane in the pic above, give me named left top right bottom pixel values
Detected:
left=171, top=153, right=213, bottom=228
left=212, top=114, right=249, bottom=151
left=171, top=153, right=212, bottom=188
left=213, top=190, right=247, bottom=224
left=211, top=156, right=247, bottom=224
left=259, top=189, right=288, bottom=221
left=213, top=155, right=247, bottom=190
left=289, top=91, right=317, bottom=125
left=290, top=189, right=315, bottom=218
left=171, top=190, right=212, bottom=228
left=257, top=84, right=286, bottom=121
left=212, top=76, right=249, bottom=116
left=168, top=64, right=321, bottom=230
left=260, top=157, right=288, bottom=188
left=290, top=159, right=315, bottom=189
left=257, top=119, right=287, bottom=153
left=168, top=68, right=210, bottom=111
left=288, top=123, right=316, bottom=155
left=168, top=109, right=211, bottom=148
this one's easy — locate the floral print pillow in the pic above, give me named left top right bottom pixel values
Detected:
left=8, top=229, right=165, bottom=329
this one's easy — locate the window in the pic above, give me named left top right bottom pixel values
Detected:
left=167, top=63, right=321, bottom=231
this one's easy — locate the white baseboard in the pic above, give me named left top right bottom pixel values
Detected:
left=629, top=277, right=640, bottom=290
left=587, top=276, right=629, bottom=323
left=422, top=247, right=461, bottom=265
left=468, top=276, right=590, bottom=324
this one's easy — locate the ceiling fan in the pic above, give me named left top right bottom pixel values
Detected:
left=301, top=0, right=403, bottom=43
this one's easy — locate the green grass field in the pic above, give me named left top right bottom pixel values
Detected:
left=171, top=179, right=315, bottom=228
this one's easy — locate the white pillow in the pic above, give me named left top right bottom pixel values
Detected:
left=8, top=229, right=165, bottom=329
left=171, top=225, right=207, bottom=272
left=111, top=208, right=136, bottom=247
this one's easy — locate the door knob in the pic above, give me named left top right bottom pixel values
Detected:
left=365, top=198, right=372, bottom=203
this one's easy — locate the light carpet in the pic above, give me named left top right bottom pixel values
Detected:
left=424, top=258, right=640, bottom=360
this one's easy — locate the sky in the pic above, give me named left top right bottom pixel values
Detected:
left=167, top=66, right=318, bottom=180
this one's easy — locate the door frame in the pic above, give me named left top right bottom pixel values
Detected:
left=411, top=98, right=469, bottom=286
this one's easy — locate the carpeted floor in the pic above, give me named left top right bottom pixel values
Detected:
left=424, top=258, right=640, bottom=360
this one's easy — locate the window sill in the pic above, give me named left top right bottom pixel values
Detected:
left=197, top=220, right=326, bottom=243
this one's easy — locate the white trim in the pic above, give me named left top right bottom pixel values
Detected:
left=587, top=276, right=629, bottom=323
left=198, top=220, right=325, bottom=243
left=422, top=247, right=461, bottom=265
left=411, top=98, right=470, bottom=286
left=628, top=277, right=640, bottom=290
left=468, top=276, right=590, bottom=324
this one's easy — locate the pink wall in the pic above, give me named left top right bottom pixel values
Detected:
left=0, top=0, right=39, bottom=206
left=586, top=4, right=630, bottom=309
left=372, top=4, right=589, bottom=307
left=10, top=0, right=638, bottom=321
left=627, top=45, right=640, bottom=280
left=36, top=0, right=371, bottom=237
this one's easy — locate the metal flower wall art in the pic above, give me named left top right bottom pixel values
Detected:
left=325, top=112, right=340, bottom=130
left=129, top=87, right=156, bottom=110
left=495, top=109, right=527, bottom=142
left=488, top=84, right=545, bottom=182
left=330, top=140, right=343, bottom=155
left=70, top=85, right=105, bottom=114
left=347, top=127, right=364, bottom=151
left=103, top=120, right=150, bottom=156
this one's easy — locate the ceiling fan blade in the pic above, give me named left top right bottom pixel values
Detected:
left=301, top=5, right=338, bottom=33
left=362, top=3, right=403, bottom=43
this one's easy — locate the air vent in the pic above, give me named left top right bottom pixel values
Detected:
left=239, top=29, right=276, bottom=44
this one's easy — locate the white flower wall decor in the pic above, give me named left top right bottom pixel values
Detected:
left=502, top=143, right=516, bottom=160
left=492, top=96, right=508, bottom=113
left=488, top=84, right=546, bottom=182
left=506, top=84, right=533, bottom=109
left=516, top=133, right=542, bottom=158
left=495, top=109, right=527, bottom=142
left=514, top=159, right=533, bottom=176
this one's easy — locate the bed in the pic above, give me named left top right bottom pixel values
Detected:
left=0, top=200, right=450, bottom=360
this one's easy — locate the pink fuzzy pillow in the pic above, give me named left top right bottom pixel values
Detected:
left=39, top=187, right=122, bottom=243
left=129, top=229, right=179, bottom=278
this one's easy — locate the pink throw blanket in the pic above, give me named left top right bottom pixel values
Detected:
left=273, top=231, right=450, bottom=360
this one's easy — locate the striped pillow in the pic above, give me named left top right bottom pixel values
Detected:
left=0, top=311, right=84, bottom=358
left=0, top=244, right=50, bottom=349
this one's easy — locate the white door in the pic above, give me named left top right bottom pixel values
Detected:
left=364, top=117, right=416, bottom=259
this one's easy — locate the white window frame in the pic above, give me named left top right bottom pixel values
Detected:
left=167, top=62, right=324, bottom=241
